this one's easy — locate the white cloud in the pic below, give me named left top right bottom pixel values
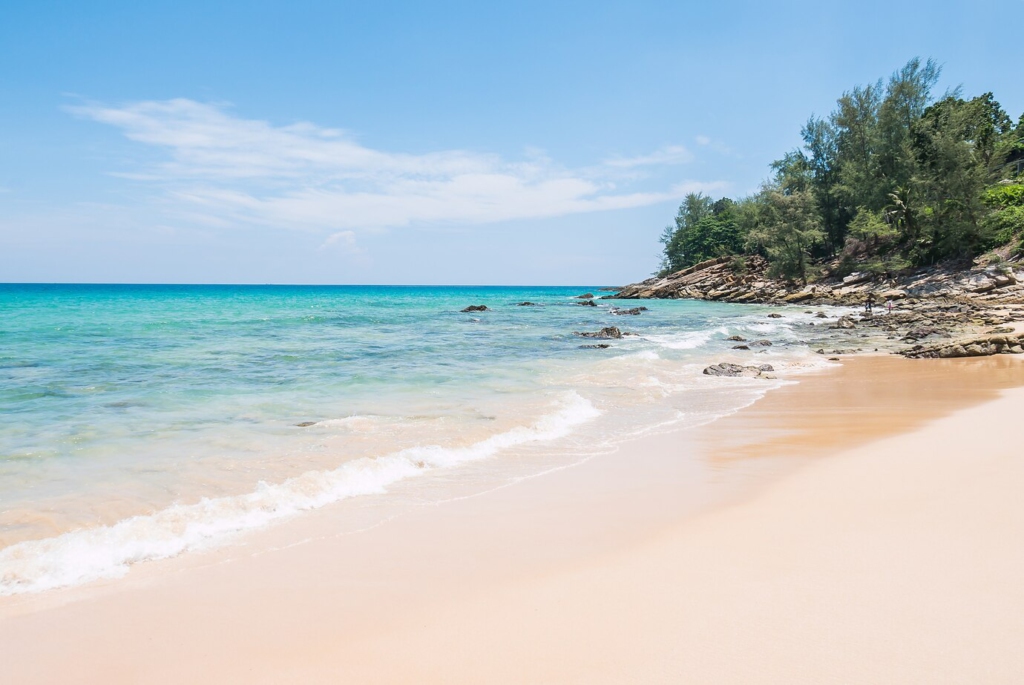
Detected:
left=603, top=145, right=693, bottom=168
left=69, top=100, right=722, bottom=232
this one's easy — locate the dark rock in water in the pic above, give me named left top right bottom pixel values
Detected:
left=579, top=343, right=611, bottom=349
left=815, top=312, right=828, bottom=318
left=702, top=362, right=773, bottom=378
left=574, top=326, right=624, bottom=339
left=516, top=302, right=536, bottom=306
left=750, top=339, right=773, bottom=347
left=828, top=357, right=841, bottom=361
left=296, top=421, right=316, bottom=427
left=767, top=312, right=783, bottom=318
left=461, top=305, right=489, bottom=312
left=578, top=300, right=597, bottom=306
left=611, top=307, right=646, bottom=315
left=576, top=293, right=595, bottom=299
left=732, top=344, right=750, bottom=350
left=726, top=335, right=746, bottom=342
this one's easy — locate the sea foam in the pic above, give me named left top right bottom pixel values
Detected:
left=0, top=392, right=600, bottom=596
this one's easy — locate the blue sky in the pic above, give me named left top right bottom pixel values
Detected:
left=1, top=0, right=1021, bottom=284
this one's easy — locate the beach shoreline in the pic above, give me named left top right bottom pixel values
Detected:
left=2, top=354, right=1024, bottom=683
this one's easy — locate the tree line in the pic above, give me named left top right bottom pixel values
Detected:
left=659, top=59, right=1024, bottom=282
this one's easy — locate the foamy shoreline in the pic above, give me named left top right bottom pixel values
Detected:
left=2, top=354, right=1023, bottom=682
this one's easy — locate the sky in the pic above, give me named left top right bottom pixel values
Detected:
left=1, top=0, right=1021, bottom=285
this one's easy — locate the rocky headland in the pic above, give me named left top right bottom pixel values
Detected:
left=610, top=255, right=1024, bottom=359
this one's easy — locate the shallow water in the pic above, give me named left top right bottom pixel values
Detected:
left=0, top=284, right=830, bottom=594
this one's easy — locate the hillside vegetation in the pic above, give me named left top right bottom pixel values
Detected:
left=659, top=59, right=1024, bottom=283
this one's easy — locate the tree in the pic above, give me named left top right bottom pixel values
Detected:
left=660, top=194, right=745, bottom=273
left=744, top=187, right=824, bottom=283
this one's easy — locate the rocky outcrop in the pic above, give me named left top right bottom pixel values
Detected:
left=576, top=293, right=595, bottom=299
left=703, top=363, right=775, bottom=378
left=461, top=305, right=489, bottom=312
left=610, top=307, right=648, bottom=315
left=901, top=332, right=1024, bottom=359
left=611, top=256, right=1024, bottom=308
left=578, top=300, right=597, bottom=306
left=574, top=326, right=627, bottom=339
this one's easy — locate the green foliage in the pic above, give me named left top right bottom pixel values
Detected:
left=744, top=188, right=824, bottom=283
left=982, top=206, right=1024, bottom=248
left=657, top=59, right=1024, bottom=276
left=847, top=207, right=897, bottom=245
left=659, top=194, right=745, bottom=274
left=983, top=183, right=1024, bottom=208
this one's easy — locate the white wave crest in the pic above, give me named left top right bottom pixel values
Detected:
left=0, top=392, right=600, bottom=596
left=643, top=327, right=726, bottom=350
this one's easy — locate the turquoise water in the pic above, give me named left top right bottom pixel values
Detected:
left=0, top=284, right=823, bottom=594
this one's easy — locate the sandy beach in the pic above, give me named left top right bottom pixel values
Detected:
left=2, top=354, right=1024, bottom=683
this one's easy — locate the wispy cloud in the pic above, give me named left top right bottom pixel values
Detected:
left=68, top=100, right=724, bottom=233
left=603, top=145, right=693, bottom=168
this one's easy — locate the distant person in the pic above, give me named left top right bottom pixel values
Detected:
left=886, top=298, right=893, bottom=314
left=865, top=293, right=875, bottom=313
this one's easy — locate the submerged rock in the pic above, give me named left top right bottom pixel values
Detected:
left=578, top=300, right=597, bottom=306
left=767, top=312, right=783, bottom=318
left=516, top=302, right=536, bottom=306
left=296, top=421, right=316, bottom=427
left=576, top=293, right=595, bottom=299
left=579, top=343, right=611, bottom=349
left=610, top=307, right=647, bottom=315
left=461, top=305, right=489, bottom=312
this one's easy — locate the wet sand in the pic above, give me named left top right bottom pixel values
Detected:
left=2, top=355, right=1023, bottom=683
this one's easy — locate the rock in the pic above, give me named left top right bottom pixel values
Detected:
left=989, top=326, right=1014, bottom=334
left=903, top=327, right=948, bottom=340
left=461, top=305, right=489, bottom=312
left=516, top=302, right=536, bottom=306
left=703, top=363, right=773, bottom=378
left=611, top=307, right=646, bottom=315
left=750, top=339, right=773, bottom=347
left=830, top=316, right=856, bottom=330
left=733, top=345, right=750, bottom=350
left=767, top=312, right=783, bottom=318
left=578, top=300, right=597, bottom=306
left=815, top=312, right=828, bottom=318
left=576, top=293, right=595, bottom=299
left=296, top=421, right=316, bottom=427
left=828, top=357, right=840, bottom=361
left=726, top=335, right=746, bottom=342
left=579, top=344, right=611, bottom=349
left=843, top=272, right=871, bottom=286
left=574, top=327, right=624, bottom=339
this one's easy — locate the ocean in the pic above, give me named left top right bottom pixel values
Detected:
left=0, top=284, right=828, bottom=594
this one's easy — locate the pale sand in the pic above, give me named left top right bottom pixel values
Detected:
left=2, top=355, right=1024, bottom=683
